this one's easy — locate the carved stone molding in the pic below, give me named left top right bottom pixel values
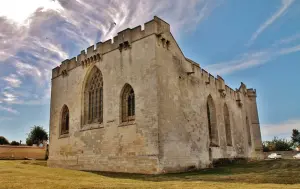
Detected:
left=119, top=41, right=131, bottom=52
left=156, top=34, right=170, bottom=50
left=61, top=70, right=68, bottom=77
left=81, top=53, right=102, bottom=68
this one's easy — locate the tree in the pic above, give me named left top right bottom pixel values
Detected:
left=0, top=136, right=9, bottom=145
left=26, top=126, right=48, bottom=146
left=291, top=129, right=300, bottom=146
left=263, top=137, right=293, bottom=151
left=10, top=141, right=20, bottom=146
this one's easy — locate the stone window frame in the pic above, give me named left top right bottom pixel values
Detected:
left=119, top=83, right=136, bottom=126
left=223, top=103, right=233, bottom=146
left=81, top=66, right=104, bottom=131
left=206, top=95, right=219, bottom=147
left=59, top=104, right=70, bottom=138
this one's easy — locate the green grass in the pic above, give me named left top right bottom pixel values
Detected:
left=0, top=159, right=300, bottom=189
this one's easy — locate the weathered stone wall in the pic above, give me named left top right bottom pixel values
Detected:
left=48, top=21, right=164, bottom=173
left=48, top=16, right=263, bottom=174
left=155, top=31, right=263, bottom=173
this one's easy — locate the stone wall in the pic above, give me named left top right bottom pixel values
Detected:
left=48, top=17, right=170, bottom=174
left=48, top=16, right=263, bottom=174
left=155, top=31, right=263, bottom=173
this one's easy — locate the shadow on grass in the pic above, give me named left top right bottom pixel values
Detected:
left=88, top=159, right=300, bottom=185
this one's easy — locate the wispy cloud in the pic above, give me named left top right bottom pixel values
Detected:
left=1, top=91, right=18, bottom=103
left=0, top=116, right=13, bottom=122
left=272, top=33, right=300, bottom=46
left=2, top=74, right=22, bottom=88
left=206, top=43, right=300, bottom=75
left=261, top=119, right=300, bottom=141
left=247, top=0, right=295, bottom=46
left=0, top=105, right=19, bottom=115
left=0, top=0, right=221, bottom=107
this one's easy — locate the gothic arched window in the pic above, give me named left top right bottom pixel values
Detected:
left=246, top=116, right=252, bottom=146
left=84, top=67, right=103, bottom=125
left=223, top=104, right=232, bottom=146
left=121, top=84, right=135, bottom=122
left=207, top=95, right=219, bottom=147
left=61, top=105, right=69, bottom=135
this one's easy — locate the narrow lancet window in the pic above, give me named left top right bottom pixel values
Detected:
left=223, top=104, right=232, bottom=146
left=84, top=67, right=103, bottom=125
left=61, top=105, right=70, bottom=135
left=207, top=95, right=219, bottom=146
left=121, top=84, right=135, bottom=122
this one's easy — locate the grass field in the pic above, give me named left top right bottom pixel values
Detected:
left=0, top=146, right=46, bottom=160
left=0, top=159, right=300, bottom=189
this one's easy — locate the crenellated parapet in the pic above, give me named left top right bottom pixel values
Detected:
left=52, top=16, right=170, bottom=79
left=185, top=59, right=257, bottom=107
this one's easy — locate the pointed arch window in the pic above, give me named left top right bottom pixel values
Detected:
left=223, top=104, right=232, bottom=146
left=121, top=84, right=135, bottom=122
left=61, top=105, right=69, bottom=135
left=84, top=67, right=103, bottom=125
left=207, top=95, right=219, bottom=147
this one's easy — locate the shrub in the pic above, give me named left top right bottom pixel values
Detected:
left=0, top=136, right=9, bottom=145
left=10, top=141, right=20, bottom=146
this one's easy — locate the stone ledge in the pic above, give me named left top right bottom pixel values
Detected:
left=58, top=133, right=70, bottom=139
left=119, top=121, right=136, bottom=127
left=80, top=123, right=104, bottom=132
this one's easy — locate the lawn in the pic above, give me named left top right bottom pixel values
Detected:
left=0, top=146, right=46, bottom=160
left=0, top=159, right=299, bottom=189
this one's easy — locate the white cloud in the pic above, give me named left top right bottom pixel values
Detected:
left=206, top=43, right=300, bottom=75
left=2, top=74, right=22, bottom=88
left=261, top=119, right=300, bottom=141
left=0, top=105, right=19, bottom=114
left=0, top=116, right=12, bottom=122
left=0, top=0, right=62, bottom=25
left=247, top=0, right=295, bottom=46
left=0, top=0, right=221, bottom=106
left=1, top=91, right=18, bottom=103
left=273, top=33, right=300, bottom=46
left=14, top=61, right=42, bottom=78
left=279, top=44, right=300, bottom=55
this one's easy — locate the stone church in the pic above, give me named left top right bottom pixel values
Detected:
left=48, top=16, right=263, bottom=174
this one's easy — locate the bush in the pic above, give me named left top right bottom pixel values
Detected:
left=26, top=126, right=48, bottom=146
left=10, top=141, right=20, bottom=146
left=263, top=137, right=293, bottom=151
left=0, top=136, right=9, bottom=145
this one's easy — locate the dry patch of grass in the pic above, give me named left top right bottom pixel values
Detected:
left=0, top=146, right=46, bottom=160
left=0, top=159, right=300, bottom=189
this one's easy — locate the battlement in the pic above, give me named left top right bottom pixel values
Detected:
left=188, top=60, right=254, bottom=102
left=52, top=16, right=170, bottom=79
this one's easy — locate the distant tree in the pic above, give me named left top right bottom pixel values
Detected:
left=263, top=137, right=293, bottom=151
left=26, top=138, right=33, bottom=146
left=26, top=126, right=48, bottom=146
left=291, top=129, right=300, bottom=146
left=262, top=141, right=270, bottom=152
left=0, top=136, right=9, bottom=145
left=10, top=141, right=20, bottom=146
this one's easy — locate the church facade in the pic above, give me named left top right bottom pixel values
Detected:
left=48, top=16, right=263, bottom=174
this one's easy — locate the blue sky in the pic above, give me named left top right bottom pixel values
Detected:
left=0, top=0, right=299, bottom=143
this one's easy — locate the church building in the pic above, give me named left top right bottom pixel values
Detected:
left=48, top=16, right=263, bottom=174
